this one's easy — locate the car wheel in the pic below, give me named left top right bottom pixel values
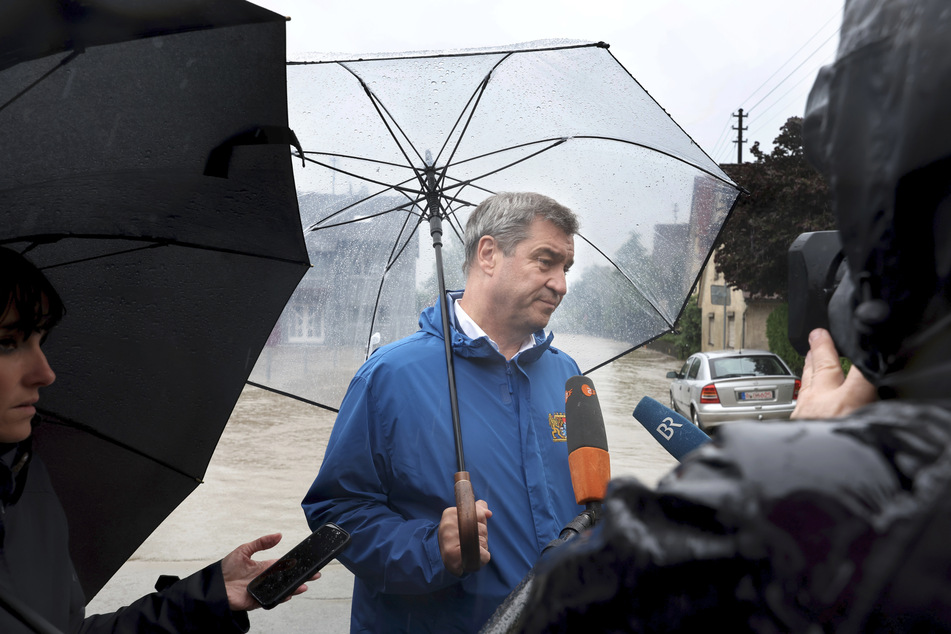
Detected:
left=669, top=392, right=677, bottom=413
left=691, top=407, right=702, bottom=429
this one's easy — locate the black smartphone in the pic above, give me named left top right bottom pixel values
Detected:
left=247, top=522, right=351, bottom=609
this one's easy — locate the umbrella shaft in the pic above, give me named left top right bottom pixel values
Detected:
left=428, top=213, right=466, bottom=472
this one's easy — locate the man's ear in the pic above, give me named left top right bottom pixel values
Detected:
left=475, top=235, right=500, bottom=275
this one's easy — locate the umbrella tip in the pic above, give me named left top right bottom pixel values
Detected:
left=596, top=41, right=610, bottom=49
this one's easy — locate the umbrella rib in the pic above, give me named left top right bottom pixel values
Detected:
left=571, top=135, right=738, bottom=187
left=449, top=134, right=739, bottom=191
left=301, top=153, right=415, bottom=190
left=438, top=174, right=495, bottom=206
left=337, top=62, right=427, bottom=182
left=0, top=51, right=79, bottom=115
left=434, top=51, right=515, bottom=185
left=441, top=200, right=468, bottom=245
left=302, top=150, right=410, bottom=170
left=300, top=156, right=424, bottom=229
left=336, top=64, right=464, bottom=207
left=429, top=51, right=528, bottom=214
left=307, top=193, right=423, bottom=231
left=429, top=138, right=572, bottom=202
left=34, top=409, right=204, bottom=483
left=381, top=193, right=429, bottom=274
left=432, top=62, right=497, bottom=171
left=385, top=138, right=569, bottom=214
left=303, top=137, right=568, bottom=209
left=580, top=331, right=669, bottom=375
left=8, top=235, right=310, bottom=268
left=365, top=198, right=426, bottom=358
left=245, top=382, right=339, bottom=413
left=602, top=44, right=731, bottom=181
left=312, top=205, right=412, bottom=231
left=286, top=41, right=607, bottom=66
left=575, top=232, right=676, bottom=330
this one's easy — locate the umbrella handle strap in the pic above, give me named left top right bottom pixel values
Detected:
left=454, top=471, right=482, bottom=572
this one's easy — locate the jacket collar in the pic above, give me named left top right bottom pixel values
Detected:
left=0, top=437, right=32, bottom=508
left=420, top=291, right=555, bottom=364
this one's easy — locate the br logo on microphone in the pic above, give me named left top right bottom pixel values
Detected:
left=633, top=397, right=711, bottom=461
left=656, top=416, right=681, bottom=440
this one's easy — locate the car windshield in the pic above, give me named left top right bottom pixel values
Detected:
left=710, top=355, right=789, bottom=379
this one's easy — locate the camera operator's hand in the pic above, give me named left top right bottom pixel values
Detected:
left=791, top=328, right=877, bottom=420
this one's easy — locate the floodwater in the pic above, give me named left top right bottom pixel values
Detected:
left=88, top=347, right=683, bottom=623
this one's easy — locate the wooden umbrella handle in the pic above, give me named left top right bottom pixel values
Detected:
left=454, top=471, right=482, bottom=572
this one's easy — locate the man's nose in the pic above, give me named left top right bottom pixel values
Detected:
left=548, top=269, right=568, bottom=296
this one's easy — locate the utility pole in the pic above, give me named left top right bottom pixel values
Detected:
left=733, top=108, right=747, bottom=163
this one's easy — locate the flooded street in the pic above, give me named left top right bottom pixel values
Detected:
left=89, top=347, right=683, bottom=627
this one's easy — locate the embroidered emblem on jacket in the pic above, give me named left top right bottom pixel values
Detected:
left=549, top=413, right=567, bottom=442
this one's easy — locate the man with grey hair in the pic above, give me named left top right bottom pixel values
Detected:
left=303, top=192, right=584, bottom=632
left=459, top=192, right=579, bottom=359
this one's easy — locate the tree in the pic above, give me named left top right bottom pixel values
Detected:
left=658, top=294, right=701, bottom=359
left=561, top=229, right=667, bottom=342
left=716, top=117, right=835, bottom=299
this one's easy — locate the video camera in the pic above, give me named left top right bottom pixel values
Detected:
left=787, top=231, right=847, bottom=356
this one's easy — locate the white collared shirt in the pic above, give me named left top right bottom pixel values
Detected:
left=453, top=298, right=537, bottom=357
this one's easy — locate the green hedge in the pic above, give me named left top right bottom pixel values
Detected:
left=766, top=303, right=851, bottom=376
left=766, top=303, right=805, bottom=375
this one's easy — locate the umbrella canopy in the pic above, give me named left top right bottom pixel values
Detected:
left=0, top=0, right=308, bottom=599
left=250, top=40, right=740, bottom=412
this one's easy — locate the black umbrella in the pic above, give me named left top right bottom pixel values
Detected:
left=0, top=0, right=308, bottom=599
left=250, top=40, right=740, bottom=567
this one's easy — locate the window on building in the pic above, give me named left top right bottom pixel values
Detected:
left=288, top=303, right=326, bottom=343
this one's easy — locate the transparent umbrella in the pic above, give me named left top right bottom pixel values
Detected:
left=252, top=39, right=739, bottom=410
left=249, top=39, right=741, bottom=568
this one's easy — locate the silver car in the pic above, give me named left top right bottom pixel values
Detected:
left=666, top=350, right=800, bottom=431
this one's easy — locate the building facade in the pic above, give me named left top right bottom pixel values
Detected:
left=696, top=251, right=779, bottom=352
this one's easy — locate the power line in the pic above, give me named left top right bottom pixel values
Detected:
left=746, top=61, right=828, bottom=143
left=710, top=114, right=737, bottom=163
left=738, top=10, right=842, bottom=108
left=728, top=6, right=843, bottom=161
left=747, top=26, right=840, bottom=113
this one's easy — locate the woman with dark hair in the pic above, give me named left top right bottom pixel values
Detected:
left=0, top=246, right=314, bottom=633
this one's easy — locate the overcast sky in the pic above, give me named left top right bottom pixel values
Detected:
left=254, top=0, right=845, bottom=165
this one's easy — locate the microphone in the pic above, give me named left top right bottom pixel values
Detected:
left=565, top=375, right=611, bottom=505
left=632, top=396, right=711, bottom=461
left=541, top=375, right=610, bottom=556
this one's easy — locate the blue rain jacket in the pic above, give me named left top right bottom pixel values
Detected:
left=302, top=294, right=583, bottom=633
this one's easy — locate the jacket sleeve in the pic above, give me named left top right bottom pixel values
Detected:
left=76, top=562, right=248, bottom=634
left=301, top=374, right=460, bottom=596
